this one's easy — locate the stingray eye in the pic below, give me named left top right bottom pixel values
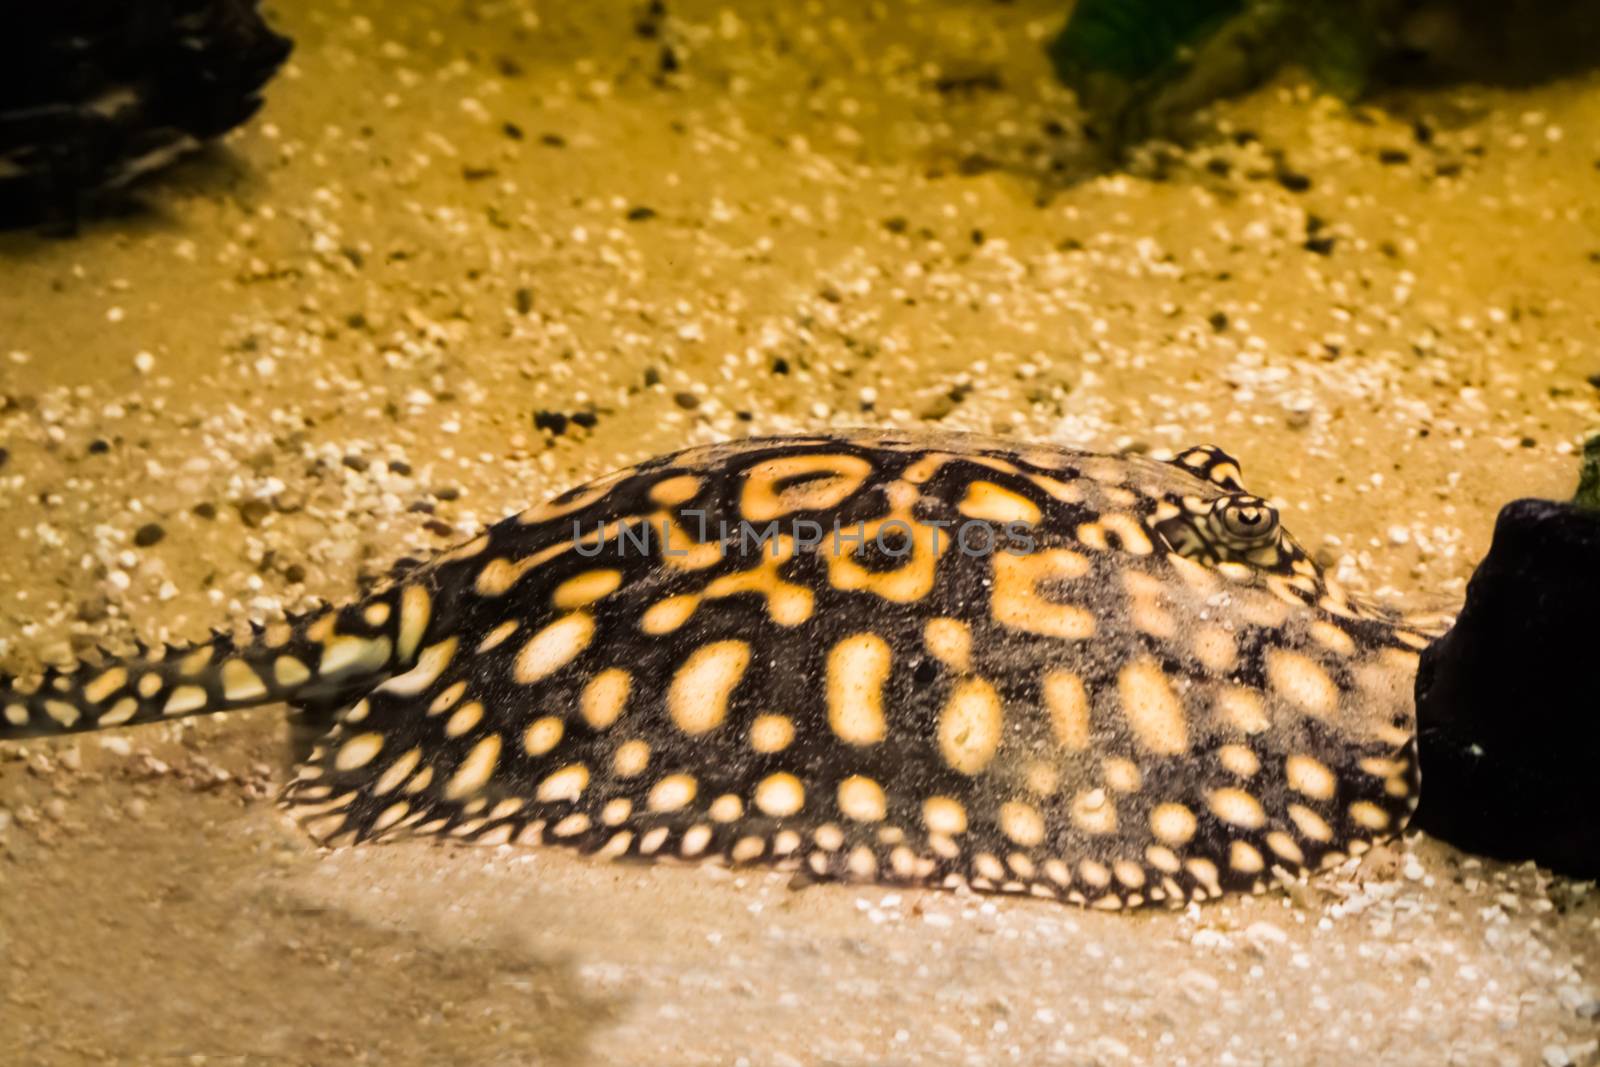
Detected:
left=1216, top=497, right=1279, bottom=544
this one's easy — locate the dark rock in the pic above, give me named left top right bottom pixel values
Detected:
left=1275, top=169, right=1312, bottom=193
left=132, top=522, right=165, bottom=547
left=237, top=499, right=271, bottom=528
left=533, top=410, right=568, bottom=435
left=1411, top=498, right=1600, bottom=881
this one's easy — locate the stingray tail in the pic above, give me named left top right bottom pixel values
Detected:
left=0, top=583, right=433, bottom=741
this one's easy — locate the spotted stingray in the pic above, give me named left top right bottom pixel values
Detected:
left=0, top=431, right=1444, bottom=909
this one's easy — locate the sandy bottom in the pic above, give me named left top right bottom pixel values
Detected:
left=2, top=1, right=1598, bottom=1064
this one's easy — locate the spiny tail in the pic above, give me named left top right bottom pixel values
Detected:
left=0, top=583, right=436, bottom=741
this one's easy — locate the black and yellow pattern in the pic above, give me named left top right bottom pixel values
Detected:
left=0, top=431, right=1441, bottom=908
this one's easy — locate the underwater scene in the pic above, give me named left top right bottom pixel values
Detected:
left=2, top=1, right=1598, bottom=1064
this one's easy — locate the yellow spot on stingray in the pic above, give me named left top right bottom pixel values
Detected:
left=649, top=773, right=698, bottom=812
left=1100, top=513, right=1153, bottom=555
left=1078, top=859, right=1112, bottom=889
left=553, top=569, right=623, bottom=610
left=1024, top=759, right=1061, bottom=796
left=749, top=713, right=795, bottom=753
left=1208, top=787, right=1267, bottom=829
left=397, top=585, right=431, bottom=660
left=938, top=676, right=1004, bottom=775
left=1150, top=803, right=1197, bottom=845
left=755, top=772, right=805, bottom=817
left=1286, top=754, right=1338, bottom=801
left=974, top=853, right=1007, bottom=882
left=514, top=613, right=594, bottom=684
left=827, top=633, right=890, bottom=746
left=1071, top=788, right=1118, bottom=835
left=477, top=620, right=519, bottom=652
left=1114, top=861, right=1146, bottom=889
left=613, top=740, right=650, bottom=778
left=837, top=776, right=886, bottom=822
left=1102, top=757, right=1142, bottom=793
left=680, top=825, right=712, bottom=857
left=847, top=846, right=877, bottom=878
left=959, top=481, right=1041, bottom=526
left=649, top=475, right=700, bottom=506
left=1186, top=858, right=1221, bottom=897
left=445, top=735, right=502, bottom=800
left=445, top=701, right=483, bottom=738
left=274, top=656, right=311, bottom=687
left=45, top=700, right=80, bottom=727
left=363, top=602, right=391, bottom=627
left=702, top=535, right=814, bottom=626
left=825, top=488, right=948, bottom=603
left=1230, top=841, right=1265, bottom=873
left=474, top=556, right=541, bottom=597
left=1027, top=473, right=1085, bottom=504
left=1349, top=801, right=1391, bottom=831
left=518, top=470, right=632, bottom=524
left=552, top=814, right=590, bottom=838
left=1266, top=649, right=1339, bottom=716
left=668, top=640, right=749, bottom=735
left=999, top=801, right=1045, bottom=847
left=1288, top=804, right=1334, bottom=843
left=1118, top=658, right=1189, bottom=756
left=581, top=668, right=631, bottom=730
left=536, top=763, right=589, bottom=803
left=372, top=802, right=409, bottom=834
left=524, top=716, right=564, bottom=755
left=991, top=550, right=1096, bottom=640
left=1218, top=744, right=1260, bottom=778
left=426, top=681, right=466, bottom=716
left=923, top=617, right=972, bottom=672
left=180, top=646, right=213, bottom=675
left=373, top=749, right=422, bottom=795
left=923, top=796, right=968, bottom=835
left=83, top=667, right=127, bottom=705
left=335, top=732, right=384, bottom=771
left=1044, top=670, right=1091, bottom=750
left=1191, top=626, right=1237, bottom=673
left=1145, top=846, right=1180, bottom=874
left=1266, top=831, right=1304, bottom=865
left=378, top=637, right=457, bottom=697
left=1215, top=686, right=1270, bottom=734
left=709, top=795, right=744, bottom=822
left=99, top=698, right=138, bottom=726
left=320, top=636, right=392, bottom=678
left=138, top=673, right=163, bottom=698
left=163, top=685, right=208, bottom=715
left=740, top=453, right=872, bottom=522
left=601, top=798, right=633, bottom=826
left=1310, top=620, right=1356, bottom=655
left=640, top=594, right=700, bottom=635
